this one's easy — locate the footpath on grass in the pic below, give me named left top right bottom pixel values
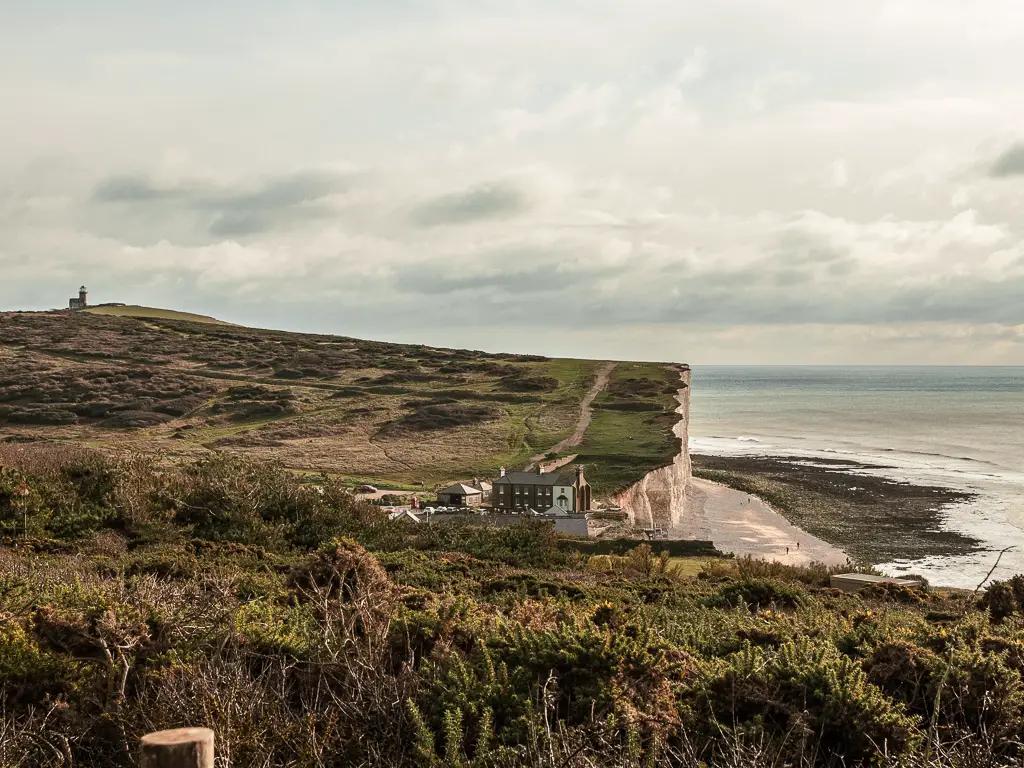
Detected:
left=523, top=361, right=616, bottom=471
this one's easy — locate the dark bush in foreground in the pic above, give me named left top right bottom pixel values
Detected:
left=1, top=445, right=1024, bottom=767
left=707, top=578, right=805, bottom=611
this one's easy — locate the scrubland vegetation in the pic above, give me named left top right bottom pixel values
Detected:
left=2, top=444, right=1024, bottom=767
left=0, top=312, right=681, bottom=493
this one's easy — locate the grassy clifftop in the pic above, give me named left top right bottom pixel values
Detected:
left=0, top=311, right=682, bottom=493
left=84, top=304, right=231, bottom=325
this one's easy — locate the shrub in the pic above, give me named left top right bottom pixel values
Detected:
left=152, top=395, right=208, bottom=416
left=498, top=373, right=558, bottom=392
left=0, top=622, right=80, bottom=704
left=695, top=639, right=920, bottom=762
left=385, top=403, right=503, bottom=434
left=860, top=580, right=929, bottom=604
left=865, top=640, right=1024, bottom=749
left=707, top=579, right=805, bottom=611
left=7, top=408, right=79, bottom=425
left=981, top=581, right=1017, bottom=624
left=100, top=411, right=173, bottom=428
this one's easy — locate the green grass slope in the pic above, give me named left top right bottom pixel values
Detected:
left=84, top=304, right=231, bottom=324
left=0, top=311, right=683, bottom=494
left=575, top=362, right=686, bottom=493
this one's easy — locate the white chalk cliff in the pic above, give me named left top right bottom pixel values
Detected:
left=612, top=366, right=692, bottom=529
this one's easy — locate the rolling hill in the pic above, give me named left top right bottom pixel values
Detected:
left=83, top=304, right=231, bottom=325
left=0, top=310, right=685, bottom=494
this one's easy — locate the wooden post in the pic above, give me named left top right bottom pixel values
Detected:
left=140, top=728, right=214, bottom=768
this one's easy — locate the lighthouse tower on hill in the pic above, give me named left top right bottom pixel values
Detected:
left=68, top=286, right=88, bottom=311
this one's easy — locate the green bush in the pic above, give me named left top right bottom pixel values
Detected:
left=0, top=622, right=82, bottom=704
left=706, top=578, right=805, bottom=611
left=694, top=639, right=920, bottom=762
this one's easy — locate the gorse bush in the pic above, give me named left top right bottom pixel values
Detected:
left=695, top=639, right=920, bottom=762
left=707, top=578, right=806, bottom=611
left=2, top=446, right=1024, bottom=767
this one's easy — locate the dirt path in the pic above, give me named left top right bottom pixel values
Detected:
left=524, top=362, right=616, bottom=470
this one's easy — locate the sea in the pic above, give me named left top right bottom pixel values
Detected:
left=688, top=366, right=1024, bottom=589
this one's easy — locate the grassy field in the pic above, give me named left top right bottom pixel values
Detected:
left=574, top=361, right=685, bottom=493
left=0, top=311, right=676, bottom=495
left=84, top=304, right=231, bottom=324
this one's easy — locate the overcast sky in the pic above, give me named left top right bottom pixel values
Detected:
left=2, top=1, right=1024, bottom=364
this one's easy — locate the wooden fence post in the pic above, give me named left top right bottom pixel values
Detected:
left=140, top=728, right=215, bottom=768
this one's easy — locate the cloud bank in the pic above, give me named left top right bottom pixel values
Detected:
left=1, top=0, right=1024, bottom=363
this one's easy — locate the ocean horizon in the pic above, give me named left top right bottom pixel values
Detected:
left=688, top=365, right=1024, bottom=588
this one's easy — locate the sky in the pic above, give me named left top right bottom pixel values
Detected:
left=2, top=1, right=1024, bottom=364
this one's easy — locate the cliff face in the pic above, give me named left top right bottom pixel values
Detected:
left=612, top=366, right=692, bottom=529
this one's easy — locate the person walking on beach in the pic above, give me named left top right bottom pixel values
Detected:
left=785, top=546, right=789, bottom=555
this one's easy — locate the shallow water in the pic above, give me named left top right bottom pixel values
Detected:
left=689, top=366, right=1024, bottom=588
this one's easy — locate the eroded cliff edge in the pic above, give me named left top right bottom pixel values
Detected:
left=612, top=365, right=691, bottom=528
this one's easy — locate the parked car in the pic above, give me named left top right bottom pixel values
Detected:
left=357, top=485, right=378, bottom=494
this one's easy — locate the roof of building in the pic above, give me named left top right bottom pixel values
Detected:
left=494, top=471, right=573, bottom=486
left=388, top=509, right=422, bottom=523
left=541, top=505, right=569, bottom=517
left=437, top=483, right=484, bottom=496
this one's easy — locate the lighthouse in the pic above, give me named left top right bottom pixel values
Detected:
left=68, top=286, right=88, bottom=311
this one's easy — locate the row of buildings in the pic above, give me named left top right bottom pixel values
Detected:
left=436, top=465, right=592, bottom=515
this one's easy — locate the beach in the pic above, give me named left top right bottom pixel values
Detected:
left=675, top=476, right=848, bottom=566
left=691, top=454, right=978, bottom=564
left=688, top=365, right=1024, bottom=588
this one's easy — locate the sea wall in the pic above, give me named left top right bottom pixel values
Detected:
left=428, top=513, right=591, bottom=538
left=612, top=366, right=692, bottom=528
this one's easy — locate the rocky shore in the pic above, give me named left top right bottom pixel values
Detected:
left=692, top=454, right=981, bottom=563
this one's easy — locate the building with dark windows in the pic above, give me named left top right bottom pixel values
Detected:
left=492, top=464, right=591, bottom=513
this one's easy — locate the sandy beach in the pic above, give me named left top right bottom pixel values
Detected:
left=673, top=477, right=849, bottom=566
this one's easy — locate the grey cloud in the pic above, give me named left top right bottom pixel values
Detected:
left=90, top=170, right=353, bottom=238
left=393, top=242, right=628, bottom=296
left=93, top=175, right=196, bottom=202
left=412, top=182, right=529, bottom=227
left=989, top=143, right=1024, bottom=177
left=212, top=171, right=352, bottom=212
left=397, top=267, right=566, bottom=295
